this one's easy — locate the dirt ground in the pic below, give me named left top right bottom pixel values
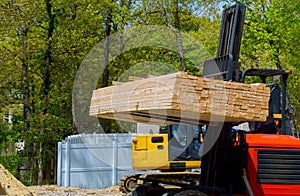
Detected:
left=0, top=163, right=124, bottom=196
left=28, top=185, right=125, bottom=196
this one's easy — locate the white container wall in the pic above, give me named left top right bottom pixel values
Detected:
left=57, top=133, right=144, bottom=188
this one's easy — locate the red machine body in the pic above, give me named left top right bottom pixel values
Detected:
left=247, top=134, right=300, bottom=195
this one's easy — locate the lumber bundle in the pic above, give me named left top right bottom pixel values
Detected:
left=90, top=72, right=270, bottom=125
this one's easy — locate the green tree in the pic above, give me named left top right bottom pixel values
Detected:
left=0, top=0, right=107, bottom=184
left=233, top=0, right=300, bottom=134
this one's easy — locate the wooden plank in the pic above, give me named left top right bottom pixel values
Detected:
left=112, top=81, right=123, bottom=86
left=128, top=76, right=144, bottom=81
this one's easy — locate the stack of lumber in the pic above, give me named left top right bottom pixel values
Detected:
left=90, top=72, right=270, bottom=125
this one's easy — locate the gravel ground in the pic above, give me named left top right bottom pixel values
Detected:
left=28, top=185, right=125, bottom=196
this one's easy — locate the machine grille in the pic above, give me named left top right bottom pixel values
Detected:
left=257, top=149, right=300, bottom=184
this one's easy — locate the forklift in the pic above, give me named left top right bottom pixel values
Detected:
left=126, top=4, right=300, bottom=196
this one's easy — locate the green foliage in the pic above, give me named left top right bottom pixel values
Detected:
left=0, top=120, right=24, bottom=178
left=231, top=0, right=300, bottom=133
left=0, top=153, right=23, bottom=178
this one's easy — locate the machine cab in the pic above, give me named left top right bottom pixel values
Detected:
left=132, top=124, right=201, bottom=171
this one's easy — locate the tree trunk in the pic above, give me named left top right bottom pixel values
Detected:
left=21, top=22, right=30, bottom=133
left=173, top=0, right=186, bottom=72
left=36, top=0, right=55, bottom=185
left=163, top=0, right=186, bottom=71
left=101, top=2, right=114, bottom=131
left=21, top=19, right=35, bottom=185
left=103, top=2, right=113, bottom=88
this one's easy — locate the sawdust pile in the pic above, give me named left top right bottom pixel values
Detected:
left=0, top=164, right=35, bottom=196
